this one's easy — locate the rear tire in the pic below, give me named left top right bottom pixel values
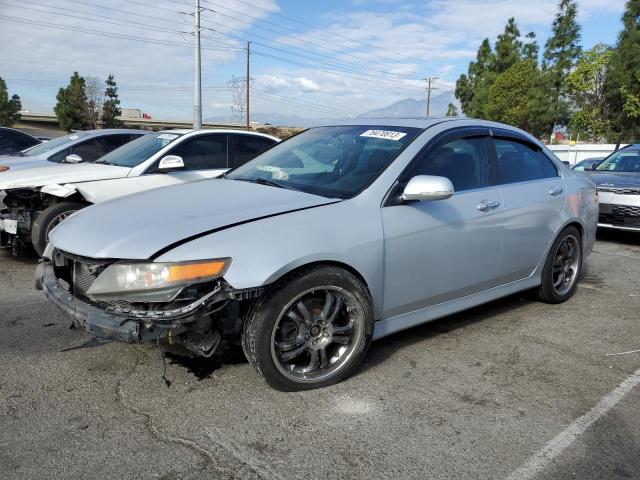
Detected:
left=537, top=226, right=582, bottom=304
left=242, top=266, right=374, bottom=391
left=31, top=201, right=85, bottom=256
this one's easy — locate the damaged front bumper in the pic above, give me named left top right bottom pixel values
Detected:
left=37, top=258, right=262, bottom=356
left=38, top=261, right=186, bottom=343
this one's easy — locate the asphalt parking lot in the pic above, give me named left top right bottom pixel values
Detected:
left=1, top=230, right=639, bottom=480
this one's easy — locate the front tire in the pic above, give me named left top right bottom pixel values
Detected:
left=242, top=266, right=374, bottom=391
left=31, top=201, right=85, bottom=256
left=537, top=226, right=582, bottom=304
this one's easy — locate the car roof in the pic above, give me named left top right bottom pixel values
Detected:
left=158, top=128, right=280, bottom=140
left=324, top=117, right=457, bottom=129
left=0, top=126, right=39, bottom=137
left=79, top=128, right=150, bottom=137
left=317, top=116, right=531, bottom=132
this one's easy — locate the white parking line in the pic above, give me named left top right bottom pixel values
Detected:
left=507, top=367, right=640, bottom=480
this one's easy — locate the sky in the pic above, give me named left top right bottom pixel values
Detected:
left=0, top=0, right=629, bottom=121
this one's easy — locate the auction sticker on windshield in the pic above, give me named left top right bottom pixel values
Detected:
left=360, top=130, right=407, bottom=141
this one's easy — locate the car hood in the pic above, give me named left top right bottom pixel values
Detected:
left=0, top=157, right=52, bottom=171
left=589, top=171, right=640, bottom=188
left=0, top=163, right=131, bottom=190
left=49, top=179, right=338, bottom=259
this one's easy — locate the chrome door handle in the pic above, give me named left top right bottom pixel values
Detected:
left=477, top=200, right=500, bottom=212
left=549, top=186, right=563, bottom=196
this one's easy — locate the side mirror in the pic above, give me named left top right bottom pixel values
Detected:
left=157, top=155, right=184, bottom=172
left=65, top=154, right=83, bottom=164
left=402, top=175, right=454, bottom=202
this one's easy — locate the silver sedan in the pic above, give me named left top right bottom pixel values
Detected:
left=38, top=118, right=599, bottom=391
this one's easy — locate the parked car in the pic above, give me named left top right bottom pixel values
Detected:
left=572, top=157, right=603, bottom=171
left=0, top=127, right=42, bottom=155
left=0, top=129, right=278, bottom=255
left=587, top=144, right=640, bottom=231
left=0, top=129, right=147, bottom=171
left=37, top=118, right=598, bottom=391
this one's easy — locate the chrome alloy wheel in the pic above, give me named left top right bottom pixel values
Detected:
left=270, top=286, right=365, bottom=383
left=45, top=210, right=77, bottom=239
left=552, top=234, right=580, bottom=295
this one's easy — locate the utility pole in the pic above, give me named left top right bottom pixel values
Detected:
left=193, top=0, right=202, bottom=129
left=423, top=76, right=438, bottom=116
left=246, top=41, right=250, bottom=130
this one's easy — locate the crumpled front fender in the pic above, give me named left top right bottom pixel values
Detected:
left=40, top=183, right=78, bottom=198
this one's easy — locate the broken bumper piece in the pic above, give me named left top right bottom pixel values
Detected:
left=38, top=261, right=188, bottom=343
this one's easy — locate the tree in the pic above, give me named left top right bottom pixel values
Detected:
left=455, top=38, right=495, bottom=117
left=543, top=0, right=581, bottom=121
left=522, top=32, right=539, bottom=63
left=483, top=59, right=553, bottom=137
left=85, top=76, right=104, bottom=129
left=54, top=72, right=90, bottom=131
left=565, top=44, right=612, bottom=141
left=102, top=74, right=123, bottom=128
left=445, top=103, right=459, bottom=117
left=605, top=0, right=640, bottom=141
left=0, top=77, right=22, bottom=126
left=494, top=18, right=523, bottom=73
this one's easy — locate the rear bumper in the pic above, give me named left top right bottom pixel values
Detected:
left=38, top=262, right=180, bottom=343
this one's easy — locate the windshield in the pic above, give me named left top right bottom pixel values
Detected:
left=23, top=131, right=90, bottom=156
left=595, top=148, right=640, bottom=173
left=95, top=132, right=182, bottom=167
left=226, top=125, right=422, bottom=199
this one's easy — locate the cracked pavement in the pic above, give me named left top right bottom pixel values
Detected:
left=1, top=229, right=639, bottom=479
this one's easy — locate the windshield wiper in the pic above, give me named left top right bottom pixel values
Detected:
left=253, top=178, right=285, bottom=189
left=94, top=160, right=116, bottom=165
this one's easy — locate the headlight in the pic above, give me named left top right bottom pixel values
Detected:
left=86, top=258, right=231, bottom=302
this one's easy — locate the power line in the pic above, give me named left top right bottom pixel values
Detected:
left=0, top=14, right=241, bottom=52
left=251, top=89, right=356, bottom=116
left=251, top=92, right=353, bottom=117
left=197, top=0, right=429, bottom=79
left=56, top=0, right=192, bottom=26
left=1, top=0, right=242, bottom=50
left=251, top=50, right=423, bottom=95
left=7, top=0, right=431, bottom=95
left=0, top=0, right=193, bottom=37
left=6, top=78, right=229, bottom=91
left=207, top=0, right=453, bottom=70
left=156, top=0, right=440, bottom=87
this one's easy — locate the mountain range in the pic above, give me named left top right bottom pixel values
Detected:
left=205, top=92, right=460, bottom=128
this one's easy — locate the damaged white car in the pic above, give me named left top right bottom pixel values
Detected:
left=0, top=129, right=278, bottom=255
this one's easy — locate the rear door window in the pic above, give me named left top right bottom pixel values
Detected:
left=69, top=138, right=107, bottom=163
left=494, top=139, right=556, bottom=184
left=100, top=134, right=137, bottom=156
left=232, top=135, right=277, bottom=167
left=167, top=134, right=228, bottom=170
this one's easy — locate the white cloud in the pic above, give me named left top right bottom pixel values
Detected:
left=293, top=77, right=320, bottom=92
left=0, top=0, right=628, bottom=121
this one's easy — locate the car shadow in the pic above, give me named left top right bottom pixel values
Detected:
left=358, top=290, right=537, bottom=375
left=596, top=228, right=640, bottom=246
left=0, top=246, right=39, bottom=264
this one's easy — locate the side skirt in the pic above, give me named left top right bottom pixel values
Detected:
left=372, top=275, right=541, bottom=340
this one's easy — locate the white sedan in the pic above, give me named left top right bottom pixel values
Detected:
left=0, top=129, right=279, bottom=255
